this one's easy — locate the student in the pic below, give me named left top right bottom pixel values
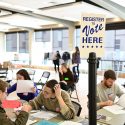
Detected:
left=72, top=46, right=81, bottom=78
left=97, top=69, right=125, bottom=110
left=23, top=79, right=75, bottom=120
left=7, top=69, right=38, bottom=101
left=0, top=79, right=29, bottom=125
left=59, top=63, right=74, bottom=91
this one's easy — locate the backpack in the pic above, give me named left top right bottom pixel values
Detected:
left=62, top=52, right=70, bottom=61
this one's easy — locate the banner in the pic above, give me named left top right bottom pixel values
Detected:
left=80, top=13, right=106, bottom=58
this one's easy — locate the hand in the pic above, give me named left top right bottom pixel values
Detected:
left=59, top=69, right=63, bottom=75
left=100, top=100, right=113, bottom=107
left=31, top=87, right=36, bottom=93
left=61, top=81, right=67, bottom=85
left=21, top=104, right=32, bottom=113
left=54, top=84, right=61, bottom=99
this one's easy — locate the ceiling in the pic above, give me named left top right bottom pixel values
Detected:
left=0, top=0, right=122, bottom=32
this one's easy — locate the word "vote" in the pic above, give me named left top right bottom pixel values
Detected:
left=82, top=24, right=103, bottom=36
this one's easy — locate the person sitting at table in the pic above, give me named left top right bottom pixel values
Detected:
left=96, top=69, right=125, bottom=110
left=59, top=63, right=74, bottom=91
left=23, top=79, right=76, bottom=120
left=0, top=79, right=30, bottom=125
left=7, top=69, right=38, bottom=101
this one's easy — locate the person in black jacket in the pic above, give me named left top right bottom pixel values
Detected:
left=59, top=63, right=74, bottom=91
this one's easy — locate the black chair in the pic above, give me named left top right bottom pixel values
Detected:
left=72, top=101, right=82, bottom=116
left=0, top=68, right=8, bottom=80
left=36, top=71, right=50, bottom=91
left=68, top=66, right=80, bottom=102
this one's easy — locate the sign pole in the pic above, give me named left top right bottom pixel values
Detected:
left=87, top=52, right=97, bottom=125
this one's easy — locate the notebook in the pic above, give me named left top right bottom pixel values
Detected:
left=35, top=120, right=58, bottom=125
left=2, top=100, right=22, bottom=108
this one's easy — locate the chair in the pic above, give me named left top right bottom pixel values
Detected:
left=27, top=69, right=36, bottom=81
left=0, top=68, right=8, bottom=80
left=36, top=71, right=50, bottom=91
left=72, top=101, right=82, bottom=116
left=68, top=66, right=80, bottom=102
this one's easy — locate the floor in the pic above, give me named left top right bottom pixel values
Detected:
left=6, top=68, right=125, bottom=118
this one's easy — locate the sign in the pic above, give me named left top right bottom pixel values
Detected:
left=80, top=13, right=106, bottom=58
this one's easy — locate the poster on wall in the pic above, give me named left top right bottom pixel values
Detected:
left=80, top=13, right=106, bottom=58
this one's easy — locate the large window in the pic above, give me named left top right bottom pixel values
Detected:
left=19, top=32, right=29, bottom=53
left=53, top=28, right=68, bottom=50
left=35, top=30, right=50, bottom=42
left=6, top=32, right=29, bottom=53
left=6, top=33, right=17, bottom=52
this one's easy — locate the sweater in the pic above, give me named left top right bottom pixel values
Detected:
left=97, top=81, right=124, bottom=109
left=7, top=83, right=38, bottom=101
left=0, top=102, right=29, bottom=125
left=29, top=90, right=75, bottom=120
left=59, top=68, right=74, bottom=86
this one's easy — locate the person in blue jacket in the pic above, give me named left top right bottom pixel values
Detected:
left=7, top=69, right=38, bottom=101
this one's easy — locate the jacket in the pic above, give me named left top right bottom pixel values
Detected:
left=7, top=83, right=38, bottom=101
left=29, top=90, right=75, bottom=120
left=0, top=103, right=29, bottom=125
left=59, top=68, right=74, bottom=86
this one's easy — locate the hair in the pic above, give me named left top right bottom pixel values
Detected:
left=104, top=70, right=116, bottom=80
left=46, top=79, right=58, bottom=93
left=61, top=63, right=68, bottom=69
left=75, top=46, right=80, bottom=56
left=0, top=79, right=8, bottom=92
left=16, top=69, right=31, bottom=80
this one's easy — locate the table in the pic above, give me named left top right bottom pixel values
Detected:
left=97, top=108, right=125, bottom=125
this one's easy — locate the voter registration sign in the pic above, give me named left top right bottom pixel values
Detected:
left=80, top=13, right=106, bottom=58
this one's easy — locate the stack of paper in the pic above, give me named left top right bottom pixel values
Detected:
left=30, top=110, right=57, bottom=120
left=60, top=121, right=82, bottom=125
left=103, top=94, right=125, bottom=114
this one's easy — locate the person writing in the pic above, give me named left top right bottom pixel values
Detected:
left=23, top=79, right=75, bottom=120
left=59, top=63, right=74, bottom=91
left=97, top=69, right=124, bottom=110
left=0, top=79, right=30, bottom=125
left=7, top=69, right=38, bottom=101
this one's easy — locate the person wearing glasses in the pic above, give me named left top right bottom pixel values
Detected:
left=22, top=79, right=75, bottom=120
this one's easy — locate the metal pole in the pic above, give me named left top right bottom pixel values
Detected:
left=87, top=52, right=97, bottom=125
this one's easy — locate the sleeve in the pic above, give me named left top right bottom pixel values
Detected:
left=60, top=91, right=76, bottom=120
left=96, top=90, right=101, bottom=110
left=7, top=83, right=17, bottom=94
left=29, top=92, right=44, bottom=110
left=115, top=84, right=125, bottom=97
left=0, top=111, right=28, bottom=125
left=59, top=72, right=64, bottom=81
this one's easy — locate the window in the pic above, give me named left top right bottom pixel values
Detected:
left=115, top=39, right=120, bottom=50
left=19, top=32, right=29, bottom=53
left=6, top=32, right=28, bottom=53
left=76, top=28, right=80, bottom=47
left=35, top=30, right=50, bottom=42
left=53, top=28, right=68, bottom=50
left=6, top=33, right=17, bottom=52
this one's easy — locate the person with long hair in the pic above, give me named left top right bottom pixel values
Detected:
left=72, top=46, right=81, bottom=77
left=7, top=69, right=38, bottom=101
